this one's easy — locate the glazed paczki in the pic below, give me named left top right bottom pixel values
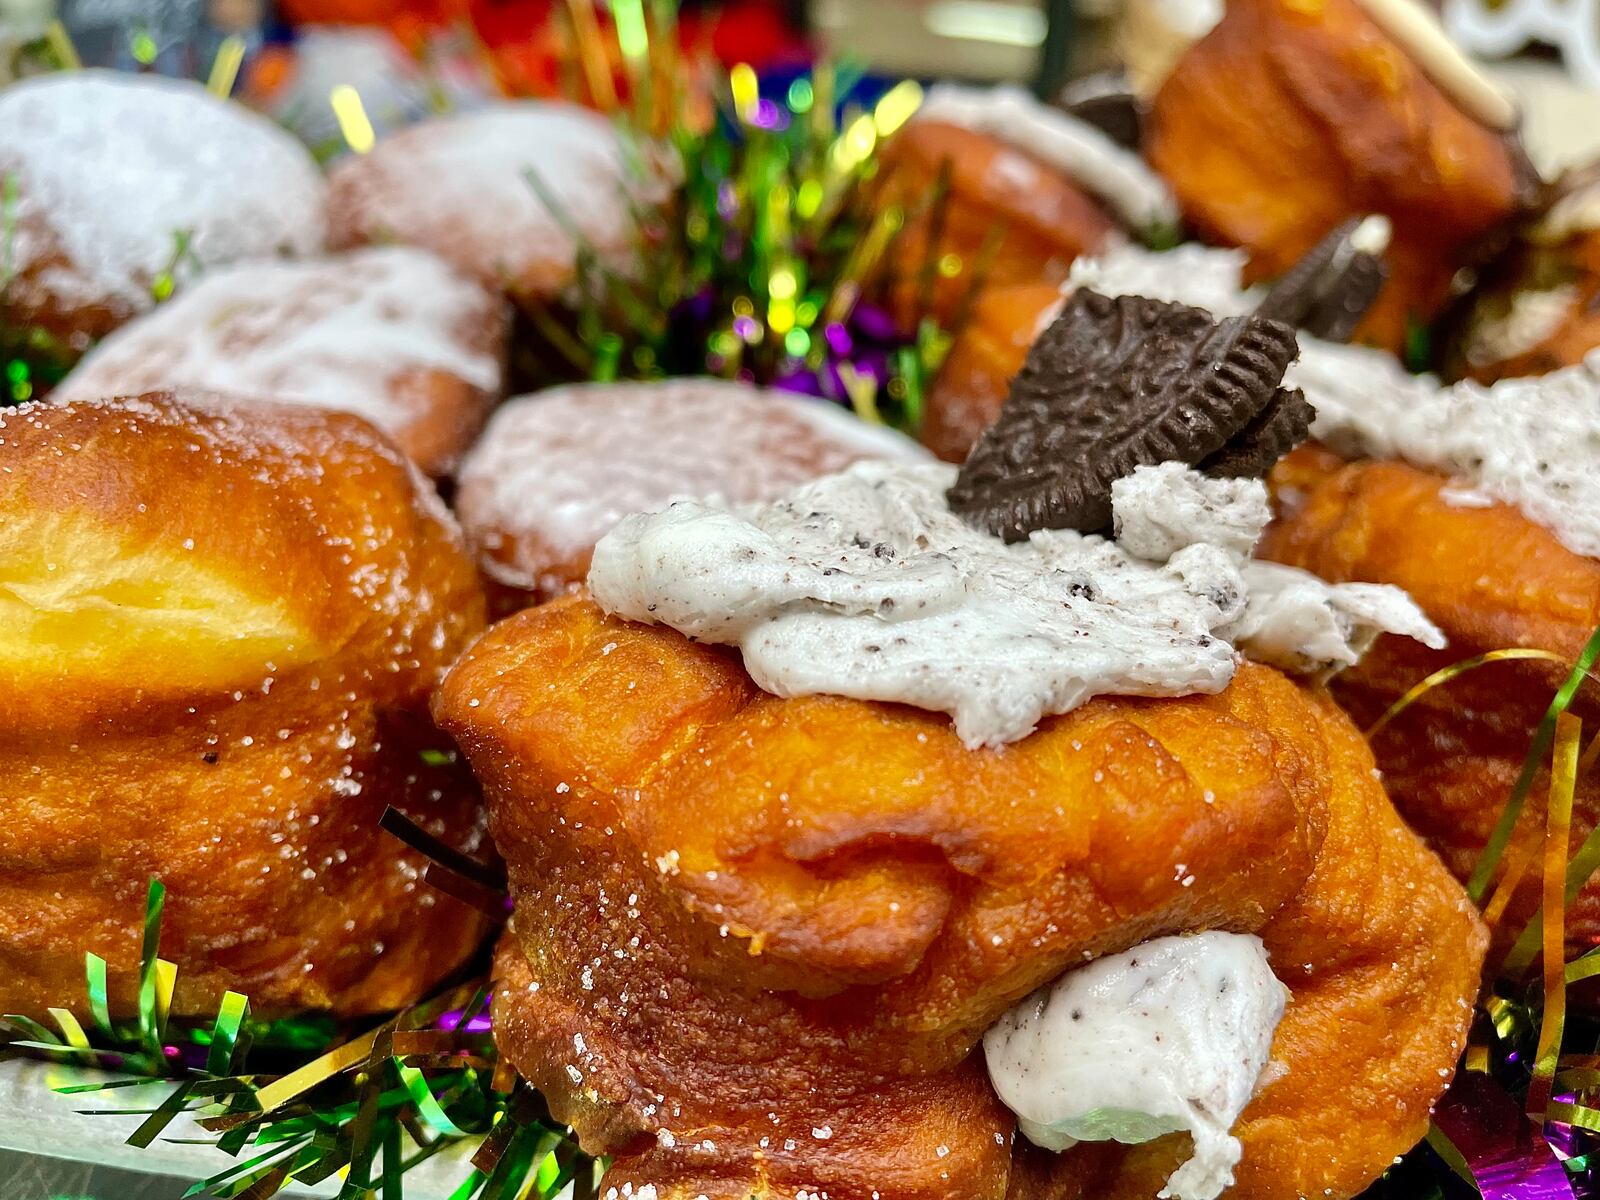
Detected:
left=0, top=392, right=492, bottom=1019
left=876, top=84, right=1177, bottom=323
left=326, top=102, right=645, bottom=303
left=0, top=70, right=325, bottom=348
left=53, top=247, right=510, bottom=476
left=452, top=378, right=928, bottom=606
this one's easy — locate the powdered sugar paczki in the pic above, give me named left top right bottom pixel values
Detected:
left=327, top=102, right=648, bottom=299
left=454, top=379, right=930, bottom=595
left=0, top=70, right=326, bottom=328
left=53, top=247, right=506, bottom=474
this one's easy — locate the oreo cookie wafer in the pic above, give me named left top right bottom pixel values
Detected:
left=1255, top=216, right=1391, bottom=343
left=948, top=290, right=1306, bottom=541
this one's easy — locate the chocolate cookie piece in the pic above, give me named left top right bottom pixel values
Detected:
left=1199, top=386, right=1315, bottom=478
left=1054, top=70, right=1143, bottom=151
left=948, top=290, right=1301, bottom=541
left=1256, top=216, right=1391, bottom=342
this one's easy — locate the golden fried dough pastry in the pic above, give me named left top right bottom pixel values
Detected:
left=53, top=247, right=509, bottom=476
left=876, top=86, right=1176, bottom=325
left=0, top=71, right=325, bottom=348
left=0, top=392, right=492, bottom=1019
left=326, top=103, right=644, bottom=302
left=437, top=596, right=1484, bottom=1200
left=1147, top=0, right=1536, bottom=351
left=453, top=379, right=927, bottom=606
left=1262, top=444, right=1600, bottom=944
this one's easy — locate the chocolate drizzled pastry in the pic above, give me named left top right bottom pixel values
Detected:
left=1256, top=216, right=1391, bottom=342
left=949, top=290, right=1309, bottom=541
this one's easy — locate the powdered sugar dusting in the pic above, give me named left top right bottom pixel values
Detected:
left=454, top=379, right=930, bottom=594
left=327, top=102, right=642, bottom=297
left=0, top=70, right=325, bottom=317
left=54, top=247, right=506, bottom=466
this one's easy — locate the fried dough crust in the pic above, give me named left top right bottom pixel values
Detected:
left=0, top=393, right=493, bottom=1017
left=437, top=596, right=1485, bottom=1199
left=1262, top=444, right=1600, bottom=945
left=1147, top=0, right=1534, bottom=351
left=877, top=122, right=1116, bottom=325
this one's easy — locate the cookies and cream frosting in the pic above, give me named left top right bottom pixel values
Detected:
left=1306, top=349, right=1600, bottom=561
left=915, top=84, right=1180, bottom=235
left=588, top=459, right=1440, bottom=748
left=985, top=932, right=1287, bottom=1200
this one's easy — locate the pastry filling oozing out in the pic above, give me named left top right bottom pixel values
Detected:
left=984, top=932, right=1287, bottom=1200
left=588, top=459, right=1440, bottom=748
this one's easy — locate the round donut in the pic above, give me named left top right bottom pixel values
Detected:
left=326, top=102, right=645, bottom=302
left=0, top=70, right=326, bottom=348
left=0, top=391, right=492, bottom=1019
left=452, top=378, right=931, bottom=605
left=52, top=247, right=509, bottom=477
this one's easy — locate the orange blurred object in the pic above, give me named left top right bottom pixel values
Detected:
left=1147, top=0, right=1536, bottom=352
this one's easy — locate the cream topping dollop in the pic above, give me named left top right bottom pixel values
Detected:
left=915, top=84, right=1179, bottom=235
left=983, top=932, right=1287, bottom=1200
left=587, top=460, right=1440, bottom=748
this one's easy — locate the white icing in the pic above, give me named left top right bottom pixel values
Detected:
left=1352, top=0, right=1519, bottom=130
left=915, top=84, right=1179, bottom=235
left=588, top=460, right=1436, bottom=747
left=0, top=70, right=325, bottom=315
left=54, top=246, right=503, bottom=457
left=1305, top=347, right=1600, bottom=560
left=1225, top=561, right=1445, bottom=676
left=1066, top=243, right=1258, bottom=316
left=1112, top=463, right=1271, bottom=563
left=983, top=932, right=1287, bottom=1200
left=328, top=102, right=645, bottom=295
left=455, top=380, right=929, bottom=591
